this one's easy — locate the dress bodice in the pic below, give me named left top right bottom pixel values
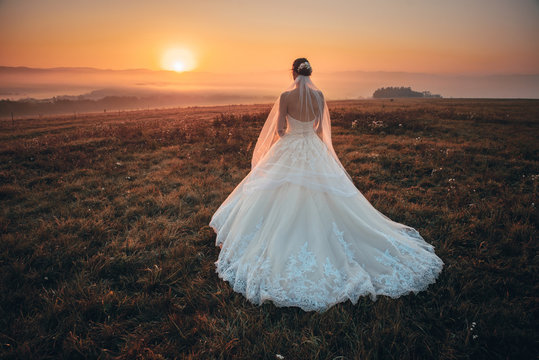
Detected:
left=286, top=115, right=316, bottom=135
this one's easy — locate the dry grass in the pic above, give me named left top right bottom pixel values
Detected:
left=0, top=98, right=537, bottom=359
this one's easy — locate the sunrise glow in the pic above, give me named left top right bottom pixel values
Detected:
left=161, top=47, right=197, bottom=73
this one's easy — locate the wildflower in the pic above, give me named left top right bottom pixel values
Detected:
left=398, top=123, right=402, bottom=127
left=369, top=120, right=384, bottom=128
left=115, top=161, right=122, bottom=166
left=473, top=335, right=478, bottom=339
left=276, top=355, right=285, bottom=359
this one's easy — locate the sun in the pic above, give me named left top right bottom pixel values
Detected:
left=161, top=47, right=197, bottom=73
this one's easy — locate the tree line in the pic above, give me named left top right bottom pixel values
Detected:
left=373, top=86, right=442, bottom=98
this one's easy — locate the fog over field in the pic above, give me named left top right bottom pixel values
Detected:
left=2, top=66, right=538, bottom=104
left=2, top=66, right=538, bottom=118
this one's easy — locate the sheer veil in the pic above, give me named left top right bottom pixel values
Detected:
left=251, top=74, right=352, bottom=182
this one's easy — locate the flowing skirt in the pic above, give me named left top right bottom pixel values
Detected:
left=209, top=132, right=444, bottom=312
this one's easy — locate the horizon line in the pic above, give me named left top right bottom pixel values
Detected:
left=1, top=65, right=538, bottom=77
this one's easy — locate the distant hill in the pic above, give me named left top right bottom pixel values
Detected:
left=0, top=90, right=275, bottom=117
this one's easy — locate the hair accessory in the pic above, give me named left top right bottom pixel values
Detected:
left=297, top=61, right=311, bottom=72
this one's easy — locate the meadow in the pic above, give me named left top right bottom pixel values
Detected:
left=0, top=98, right=537, bottom=359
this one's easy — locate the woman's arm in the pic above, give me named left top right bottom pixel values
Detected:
left=277, top=92, right=288, bottom=137
left=315, top=91, right=324, bottom=139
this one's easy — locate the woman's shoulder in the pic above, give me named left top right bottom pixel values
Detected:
left=279, top=90, right=292, bottom=103
left=280, top=90, right=292, bottom=97
left=311, top=89, right=324, bottom=101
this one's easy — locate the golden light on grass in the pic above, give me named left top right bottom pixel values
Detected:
left=161, top=47, right=197, bottom=72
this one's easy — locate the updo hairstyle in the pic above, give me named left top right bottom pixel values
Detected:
left=292, top=57, right=313, bottom=76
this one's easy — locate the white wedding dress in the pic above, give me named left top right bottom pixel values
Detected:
left=209, top=114, right=444, bottom=313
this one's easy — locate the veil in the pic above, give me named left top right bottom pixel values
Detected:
left=251, top=74, right=353, bottom=182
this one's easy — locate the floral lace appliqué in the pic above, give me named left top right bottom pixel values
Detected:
left=214, top=219, right=443, bottom=312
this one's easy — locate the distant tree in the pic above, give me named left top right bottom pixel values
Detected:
left=422, top=90, right=442, bottom=98
left=373, top=86, right=441, bottom=98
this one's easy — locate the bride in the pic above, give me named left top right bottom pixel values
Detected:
left=209, top=58, right=444, bottom=313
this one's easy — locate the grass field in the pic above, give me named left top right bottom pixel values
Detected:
left=0, top=98, right=537, bottom=359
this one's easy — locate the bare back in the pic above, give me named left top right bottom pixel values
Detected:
left=284, top=88, right=323, bottom=122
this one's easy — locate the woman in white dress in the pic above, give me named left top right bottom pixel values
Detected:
left=209, top=58, right=444, bottom=313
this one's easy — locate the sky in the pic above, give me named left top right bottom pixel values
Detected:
left=1, top=0, right=538, bottom=75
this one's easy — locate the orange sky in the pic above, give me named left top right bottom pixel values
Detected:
left=1, top=0, right=538, bottom=75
